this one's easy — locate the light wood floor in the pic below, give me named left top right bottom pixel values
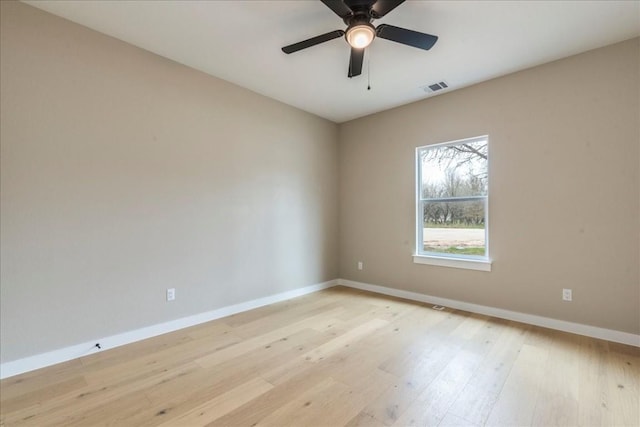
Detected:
left=1, top=286, right=638, bottom=426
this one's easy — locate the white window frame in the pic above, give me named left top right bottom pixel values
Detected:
left=414, top=135, right=492, bottom=272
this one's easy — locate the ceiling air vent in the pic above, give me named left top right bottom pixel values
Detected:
left=421, top=81, right=449, bottom=93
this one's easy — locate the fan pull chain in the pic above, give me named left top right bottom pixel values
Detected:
left=367, top=54, right=371, bottom=90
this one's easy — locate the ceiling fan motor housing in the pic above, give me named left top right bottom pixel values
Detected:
left=342, top=5, right=373, bottom=25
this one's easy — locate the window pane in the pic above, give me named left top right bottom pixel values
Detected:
left=420, top=140, right=488, bottom=198
left=422, top=199, right=486, bottom=256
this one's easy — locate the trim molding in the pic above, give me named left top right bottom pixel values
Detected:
left=0, top=280, right=338, bottom=380
left=3, top=277, right=637, bottom=379
left=337, top=278, right=640, bottom=347
left=413, top=255, right=492, bottom=271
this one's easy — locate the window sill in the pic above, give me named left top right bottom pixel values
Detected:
left=413, top=255, right=492, bottom=272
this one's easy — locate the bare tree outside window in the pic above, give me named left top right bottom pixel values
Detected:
left=417, top=137, right=488, bottom=258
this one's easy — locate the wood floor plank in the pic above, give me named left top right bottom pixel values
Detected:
left=81, top=331, right=243, bottom=386
left=602, top=346, right=640, bottom=426
left=158, top=377, right=273, bottom=426
left=3, top=362, right=203, bottom=426
left=289, top=315, right=411, bottom=391
left=223, top=289, right=342, bottom=328
left=252, top=377, right=355, bottom=427
left=232, top=299, right=343, bottom=339
left=365, top=312, right=499, bottom=426
left=344, top=411, right=387, bottom=427
left=1, top=286, right=638, bottom=427
left=444, top=319, right=529, bottom=425
left=576, top=335, right=610, bottom=426
left=531, top=330, right=580, bottom=426
left=438, top=412, right=480, bottom=427
left=0, top=359, right=85, bottom=401
left=183, top=320, right=235, bottom=341
left=388, top=317, right=508, bottom=427
left=0, top=376, right=87, bottom=414
left=128, top=329, right=333, bottom=426
left=193, top=307, right=346, bottom=369
left=377, top=309, right=467, bottom=378
left=81, top=328, right=195, bottom=369
left=207, top=368, right=333, bottom=426
left=301, top=318, right=389, bottom=363
left=53, top=389, right=155, bottom=427
left=484, top=343, right=549, bottom=426
left=253, top=363, right=393, bottom=427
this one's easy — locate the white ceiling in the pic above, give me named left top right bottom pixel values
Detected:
left=24, top=0, right=640, bottom=123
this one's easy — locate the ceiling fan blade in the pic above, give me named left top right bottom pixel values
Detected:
left=320, top=0, right=353, bottom=18
left=348, top=47, right=364, bottom=77
left=370, top=0, right=405, bottom=18
left=282, top=30, right=345, bottom=54
left=376, top=24, right=438, bottom=50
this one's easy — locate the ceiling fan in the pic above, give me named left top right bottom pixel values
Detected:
left=281, top=0, right=438, bottom=78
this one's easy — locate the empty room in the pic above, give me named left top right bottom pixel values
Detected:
left=1, top=0, right=638, bottom=426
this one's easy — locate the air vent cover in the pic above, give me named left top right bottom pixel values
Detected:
left=421, top=81, right=449, bottom=93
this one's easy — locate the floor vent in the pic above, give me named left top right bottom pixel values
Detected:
left=421, top=81, right=449, bottom=93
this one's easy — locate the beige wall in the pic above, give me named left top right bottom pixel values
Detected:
left=0, top=2, right=338, bottom=363
left=339, top=38, right=640, bottom=334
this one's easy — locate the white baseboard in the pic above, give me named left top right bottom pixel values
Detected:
left=3, top=277, right=637, bottom=379
left=0, top=280, right=338, bottom=380
left=337, top=278, right=640, bottom=347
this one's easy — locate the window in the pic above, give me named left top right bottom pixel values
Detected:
left=415, top=136, right=491, bottom=271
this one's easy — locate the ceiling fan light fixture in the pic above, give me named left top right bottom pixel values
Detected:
left=346, top=24, right=375, bottom=49
left=281, top=1, right=439, bottom=79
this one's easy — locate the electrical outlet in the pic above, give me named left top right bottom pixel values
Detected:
left=357, top=261, right=363, bottom=270
left=167, top=288, right=176, bottom=301
left=562, top=288, right=572, bottom=301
